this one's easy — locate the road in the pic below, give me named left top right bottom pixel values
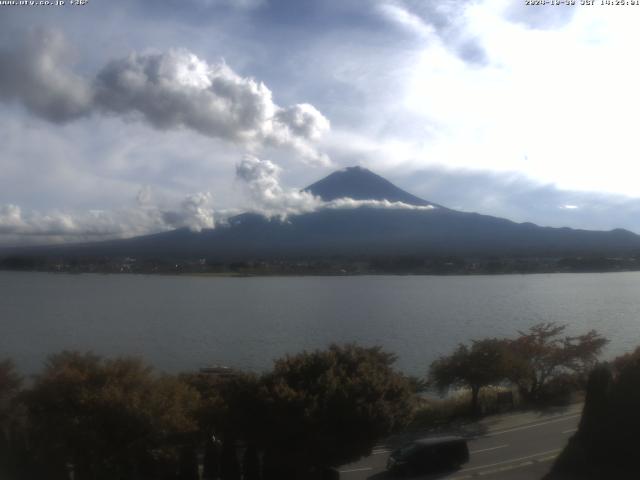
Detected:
left=337, top=405, right=582, bottom=480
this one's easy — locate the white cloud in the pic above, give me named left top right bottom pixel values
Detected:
left=368, top=0, right=640, bottom=197
left=5, top=0, right=640, bottom=241
left=0, top=205, right=26, bottom=234
left=162, top=192, right=215, bottom=231
left=325, top=197, right=434, bottom=211
left=0, top=190, right=215, bottom=246
left=235, top=155, right=321, bottom=217
left=377, top=3, right=435, bottom=39
left=0, top=29, right=330, bottom=165
left=188, top=0, right=264, bottom=8
left=274, top=103, right=330, bottom=140
left=235, top=155, right=434, bottom=219
left=0, top=156, right=436, bottom=246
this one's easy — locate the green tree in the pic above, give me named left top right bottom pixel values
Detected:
left=428, top=338, right=509, bottom=415
left=0, top=359, right=23, bottom=478
left=220, top=434, right=241, bottom=480
left=242, top=444, right=261, bottom=480
left=507, top=323, right=607, bottom=402
left=548, top=352, right=640, bottom=479
left=183, top=370, right=263, bottom=445
left=258, top=344, right=414, bottom=479
left=0, top=358, right=21, bottom=433
left=182, top=369, right=264, bottom=480
left=24, top=351, right=201, bottom=480
left=177, top=444, right=199, bottom=480
left=201, top=438, right=221, bottom=480
left=0, top=358, right=21, bottom=395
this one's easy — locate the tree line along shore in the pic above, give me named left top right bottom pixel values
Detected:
left=3, top=253, right=640, bottom=275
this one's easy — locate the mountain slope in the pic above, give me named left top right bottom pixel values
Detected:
left=4, top=167, right=640, bottom=260
left=304, top=166, right=439, bottom=207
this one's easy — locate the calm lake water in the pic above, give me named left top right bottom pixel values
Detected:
left=2, top=271, right=640, bottom=376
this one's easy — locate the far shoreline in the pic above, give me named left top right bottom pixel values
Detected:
left=3, top=267, right=640, bottom=278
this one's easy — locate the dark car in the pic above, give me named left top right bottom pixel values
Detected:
left=387, top=436, right=469, bottom=476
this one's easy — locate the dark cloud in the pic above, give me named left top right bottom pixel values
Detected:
left=404, top=0, right=470, bottom=31
left=376, top=0, right=489, bottom=65
left=78, top=0, right=265, bottom=30
left=456, top=39, right=488, bottom=65
left=0, top=28, right=92, bottom=122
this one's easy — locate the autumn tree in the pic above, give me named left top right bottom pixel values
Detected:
left=611, top=345, right=640, bottom=375
left=257, top=344, right=415, bottom=479
left=428, top=338, right=510, bottom=415
left=23, top=351, right=201, bottom=480
left=506, top=323, right=607, bottom=402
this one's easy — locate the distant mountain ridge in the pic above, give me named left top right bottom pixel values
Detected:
left=3, top=167, right=640, bottom=260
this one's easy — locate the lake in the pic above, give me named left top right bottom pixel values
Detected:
left=2, top=271, right=640, bottom=376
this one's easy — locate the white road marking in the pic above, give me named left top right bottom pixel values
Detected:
left=459, top=448, right=562, bottom=473
left=536, top=453, right=561, bottom=462
left=562, top=428, right=578, bottom=434
left=450, top=457, right=559, bottom=479
left=467, top=453, right=558, bottom=478
left=477, top=460, right=534, bottom=476
left=339, top=467, right=373, bottom=473
left=470, top=444, right=509, bottom=454
left=372, top=449, right=391, bottom=455
left=485, top=414, right=580, bottom=437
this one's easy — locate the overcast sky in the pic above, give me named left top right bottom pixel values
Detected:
left=2, top=0, right=640, bottom=245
